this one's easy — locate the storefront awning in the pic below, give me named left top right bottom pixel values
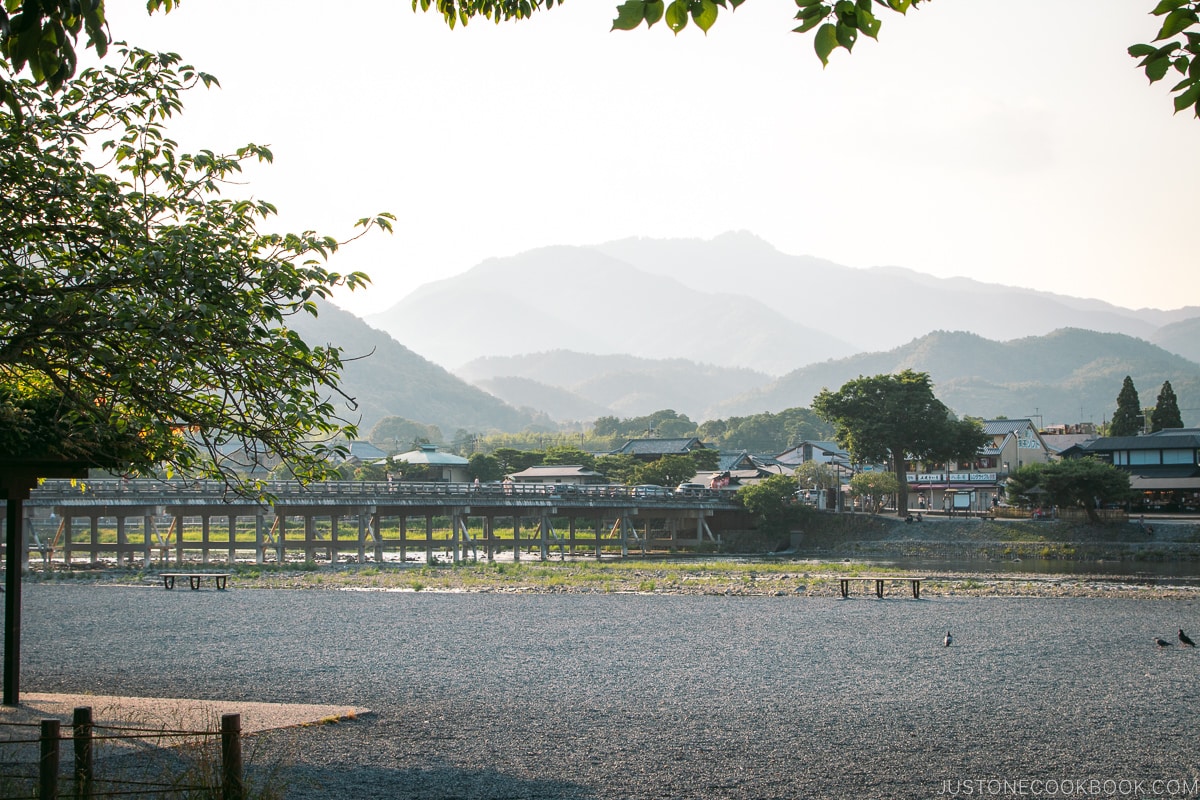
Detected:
left=1129, top=476, right=1200, bottom=490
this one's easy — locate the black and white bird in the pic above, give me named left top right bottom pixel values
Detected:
left=1179, top=629, right=1196, bottom=647
left=943, top=631, right=953, bottom=647
left=1155, top=637, right=1173, bottom=648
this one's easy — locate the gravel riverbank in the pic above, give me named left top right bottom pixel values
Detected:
left=19, top=584, right=1200, bottom=799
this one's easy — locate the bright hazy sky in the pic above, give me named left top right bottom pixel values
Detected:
left=104, top=0, right=1198, bottom=316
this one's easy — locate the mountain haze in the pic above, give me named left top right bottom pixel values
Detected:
left=287, top=300, right=535, bottom=434
left=594, top=232, right=1199, bottom=352
left=366, top=246, right=857, bottom=375
left=717, top=328, right=1200, bottom=428
left=458, top=351, right=772, bottom=421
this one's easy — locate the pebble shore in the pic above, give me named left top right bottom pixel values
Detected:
left=18, top=581, right=1200, bottom=799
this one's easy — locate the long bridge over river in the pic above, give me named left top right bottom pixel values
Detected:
left=11, top=479, right=748, bottom=568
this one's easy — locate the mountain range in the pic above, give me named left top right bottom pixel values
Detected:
left=367, top=232, right=1199, bottom=375
left=296, top=233, right=1200, bottom=434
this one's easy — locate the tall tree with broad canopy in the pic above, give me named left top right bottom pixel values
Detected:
left=812, top=370, right=987, bottom=518
left=1152, top=380, right=1184, bottom=431
left=1006, top=459, right=1133, bottom=524
left=1110, top=376, right=1144, bottom=437
left=6, top=1, right=1200, bottom=121
left=1, top=47, right=393, bottom=489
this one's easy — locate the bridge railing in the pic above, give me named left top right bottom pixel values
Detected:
left=30, top=479, right=728, bottom=504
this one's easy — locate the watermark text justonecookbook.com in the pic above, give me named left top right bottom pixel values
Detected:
left=939, top=778, right=1200, bottom=797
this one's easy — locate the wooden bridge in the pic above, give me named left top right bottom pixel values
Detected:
left=12, top=479, right=745, bottom=567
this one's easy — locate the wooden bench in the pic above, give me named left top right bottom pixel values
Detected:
left=839, top=576, right=922, bottom=599
left=161, top=573, right=230, bottom=591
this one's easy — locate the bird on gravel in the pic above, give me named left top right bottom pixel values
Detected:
left=1179, top=629, right=1196, bottom=647
left=943, top=631, right=952, bottom=647
left=1155, top=637, right=1173, bottom=648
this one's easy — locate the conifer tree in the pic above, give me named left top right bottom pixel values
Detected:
left=1151, top=381, right=1184, bottom=432
left=1110, top=376, right=1143, bottom=437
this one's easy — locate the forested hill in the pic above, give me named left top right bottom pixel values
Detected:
left=287, top=300, right=536, bottom=434
left=715, top=329, right=1200, bottom=427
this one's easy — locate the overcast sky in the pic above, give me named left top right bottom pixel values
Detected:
left=104, top=0, right=1198, bottom=317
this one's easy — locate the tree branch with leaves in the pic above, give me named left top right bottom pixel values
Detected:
left=1, top=46, right=393, bottom=490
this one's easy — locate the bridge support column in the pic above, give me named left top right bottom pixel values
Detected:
left=275, top=513, right=287, bottom=563
left=142, top=514, right=154, bottom=568
left=398, top=515, right=407, bottom=564
left=451, top=512, right=460, bottom=565
left=539, top=514, right=549, bottom=561
left=484, top=516, right=494, bottom=563
left=330, top=514, right=340, bottom=564
left=227, top=515, right=237, bottom=564
left=370, top=512, right=382, bottom=563
left=255, top=513, right=266, bottom=565
left=594, top=515, right=602, bottom=560
left=200, top=515, right=211, bottom=565
left=513, top=516, right=521, bottom=562
left=304, top=514, right=317, bottom=562
left=424, top=515, right=433, bottom=564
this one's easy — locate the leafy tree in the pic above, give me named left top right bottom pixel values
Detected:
left=1, top=48, right=392, bottom=487
left=467, top=452, right=504, bottom=482
left=737, top=474, right=808, bottom=537
left=1110, top=376, right=1143, bottom=437
left=1152, top=380, right=1184, bottom=431
left=794, top=461, right=838, bottom=508
left=812, top=371, right=988, bottom=517
left=491, top=447, right=543, bottom=474
left=689, top=448, right=719, bottom=471
left=542, top=446, right=597, bottom=469
left=634, top=454, right=699, bottom=488
left=367, top=417, right=444, bottom=452
left=697, top=407, right=832, bottom=453
left=593, top=409, right=697, bottom=441
left=9, top=1, right=1200, bottom=121
left=1007, top=459, right=1133, bottom=524
left=849, top=470, right=899, bottom=514
left=595, top=453, right=641, bottom=485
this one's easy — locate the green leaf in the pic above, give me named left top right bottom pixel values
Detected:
left=855, top=6, right=881, bottom=38
left=665, top=0, right=688, bottom=32
left=1156, top=8, right=1199, bottom=41
left=1172, top=80, right=1200, bottom=112
left=611, top=0, right=646, bottom=30
left=814, top=21, right=838, bottom=65
left=645, top=0, right=665, bottom=25
left=1152, top=0, right=1190, bottom=15
left=1128, top=43, right=1158, bottom=57
left=835, top=20, right=858, bottom=49
left=1146, top=54, right=1172, bottom=82
left=690, top=0, right=718, bottom=31
left=794, top=13, right=826, bottom=33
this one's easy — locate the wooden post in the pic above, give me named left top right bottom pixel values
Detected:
left=227, top=515, right=237, bottom=564
left=398, top=515, right=408, bottom=563
left=89, top=516, right=99, bottom=563
left=451, top=513, right=460, bottom=565
left=485, top=516, right=494, bottom=563
left=424, top=515, right=433, bottom=564
left=275, top=513, right=287, bottom=563
left=539, top=514, right=549, bottom=561
left=595, top=515, right=602, bottom=560
left=569, top=516, right=577, bottom=556
left=201, top=514, right=211, bottom=565
left=39, top=719, right=59, bottom=800
left=174, top=512, right=185, bottom=566
left=512, top=515, right=521, bottom=562
left=73, top=706, right=93, bottom=800
left=142, top=514, right=154, bottom=568
left=254, top=513, right=266, bottom=565
left=371, top=511, right=383, bottom=563
left=221, top=713, right=243, bottom=800
left=3, top=493, right=24, bottom=705
left=116, top=516, right=128, bottom=566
